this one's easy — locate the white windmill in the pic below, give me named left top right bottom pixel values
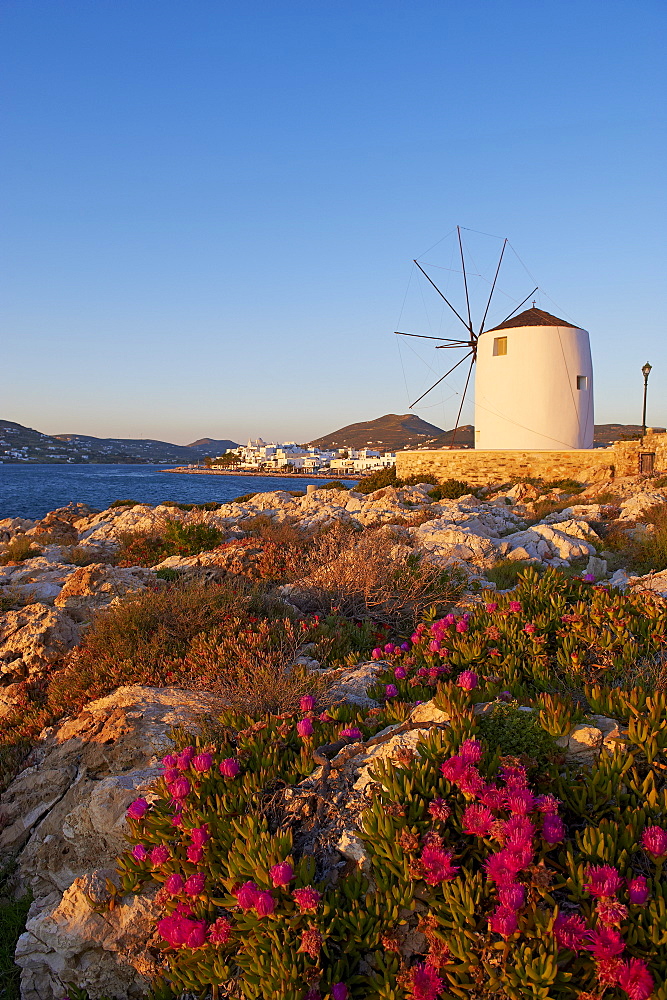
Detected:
left=395, top=228, right=594, bottom=450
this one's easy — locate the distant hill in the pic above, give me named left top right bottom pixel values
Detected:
left=0, top=419, right=238, bottom=464
left=309, top=413, right=447, bottom=452
left=186, top=438, right=239, bottom=457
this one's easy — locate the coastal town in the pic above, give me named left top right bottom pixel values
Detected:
left=188, top=438, right=397, bottom=475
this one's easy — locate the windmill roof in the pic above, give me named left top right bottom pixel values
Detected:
left=488, top=307, right=578, bottom=332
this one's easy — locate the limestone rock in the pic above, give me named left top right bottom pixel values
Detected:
left=557, top=724, right=603, bottom=765
left=585, top=556, right=608, bottom=579
left=54, top=563, right=153, bottom=621
left=0, top=604, right=80, bottom=691
left=321, top=661, right=384, bottom=708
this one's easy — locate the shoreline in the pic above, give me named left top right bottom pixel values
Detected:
left=162, top=466, right=360, bottom=481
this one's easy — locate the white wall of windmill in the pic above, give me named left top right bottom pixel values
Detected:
left=473, top=324, right=594, bottom=450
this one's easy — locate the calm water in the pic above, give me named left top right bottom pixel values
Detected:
left=0, top=465, right=357, bottom=520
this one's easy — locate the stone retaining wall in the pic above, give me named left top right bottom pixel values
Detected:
left=396, top=431, right=667, bottom=486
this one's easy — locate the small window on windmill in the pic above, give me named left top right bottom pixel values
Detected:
left=493, top=336, right=507, bottom=356
left=577, top=376, right=588, bottom=390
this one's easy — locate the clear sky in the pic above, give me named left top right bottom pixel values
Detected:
left=1, top=0, right=665, bottom=445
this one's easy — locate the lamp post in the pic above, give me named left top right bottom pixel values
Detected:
left=641, top=362, right=652, bottom=441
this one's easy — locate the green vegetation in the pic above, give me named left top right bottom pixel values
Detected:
left=484, top=558, right=539, bottom=590
left=116, top=519, right=226, bottom=567
left=355, top=466, right=472, bottom=498
left=0, top=880, right=30, bottom=1000
left=477, top=701, right=560, bottom=765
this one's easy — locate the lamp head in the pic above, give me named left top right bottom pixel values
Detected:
left=642, top=362, right=652, bottom=379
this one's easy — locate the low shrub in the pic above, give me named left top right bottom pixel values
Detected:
left=0, top=536, right=41, bottom=565
left=317, top=481, right=350, bottom=491
left=543, top=477, right=584, bottom=494
left=425, top=479, right=472, bottom=501
left=355, top=466, right=401, bottom=493
left=484, top=559, right=537, bottom=590
left=0, top=860, right=30, bottom=1000
left=109, top=498, right=140, bottom=508
left=116, top=519, right=227, bottom=567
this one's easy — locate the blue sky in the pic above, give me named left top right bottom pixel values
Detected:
left=1, top=0, right=665, bottom=444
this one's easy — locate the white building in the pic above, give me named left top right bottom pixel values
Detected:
left=474, top=307, right=594, bottom=450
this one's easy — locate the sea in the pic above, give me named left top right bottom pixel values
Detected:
left=0, top=465, right=357, bottom=521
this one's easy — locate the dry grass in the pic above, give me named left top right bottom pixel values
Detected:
left=0, top=536, right=42, bottom=565
left=295, top=526, right=464, bottom=630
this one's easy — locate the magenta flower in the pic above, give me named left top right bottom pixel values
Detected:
left=157, top=913, right=207, bottom=948
left=429, top=639, right=441, bottom=652
left=126, top=797, right=149, bottom=820
left=394, top=665, right=407, bottom=680
left=371, top=647, right=383, bottom=660
left=457, top=766, right=486, bottom=797
left=384, top=642, right=395, bottom=654
left=485, top=602, right=498, bottom=613
left=176, top=746, right=195, bottom=770
left=419, top=845, right=459, bottom=885
left=293, top=886, right=321, bottom=912
left=331, top=985, right=348, bottom=1000
left=641, top=824, right=667, bottom=858
left=455, top=619, right=469, bottom=633
left=236, top=881, right=260, bottom=910
left=191, top=752, right=213, bottom=773
left=163, top=767, right=180, bottom=784
left=583, top=573, right=596, bottom=583
left=410, top=632, right=421, bottom=643
left=300, top=694, right=316, bottom=711
left=406, top=962, right=443, bottom=1000
left=340, top=727, right=362, bottom=740
left=254, top=891, right=276, bottom=916
left=509, top=601, right=522, bottom=612
left=460, top=738, right=482, bottom=763
left=456, top=670, right=478, bottom=691
left=441, top=755, right=468, bottom=782
left=190, top=824, right=210, bottom=847
left=535, top=794, right=560, bottom=814
left=498, top=883, right=525, bottom=910
left=168, top=776, right=191, bottom=800
left=584, top=865, right=623, bottom=898
left=502, top=815, right=536, bottom=846
left=499, top=762, right=528, bottom=788
left=296, top=717, right=314, bottom=738
left=187, top=844, right=203, bottom=864
left=385, top=683, right=398, bottom=698
left=485, top=849, right=524, bottom=886
left=150, top=845, right=170, bottom=866
left=627, top=876, right=650, bottom=905
left=184, top=873, right=206, bottom=896
left=428, top=798, right=451, bottom=822
left=161, top=753, right=177, bottom=768
left=542, top=814, right=565, bottom=845
left=462, top=803, right=495, bottom=837
left=269, top=862, right=294, bottom=887
left=318, top=711, right=333, bottom=722
left=131, top=843, right=148, bottom=862
left=586, top=926, right=625, bottom=959
left=400, top=642, right=411, bottom=651
left=596, top=898, right=629, bottom=927
left=480, top=785, right=507, bottom=810
left=219, top=758, right=240, bottom=778
left=488, top=905, right=518, bottom=938
left=443, top=614, right=456, bottom=626
left=553, top=912, right=589, bottom=951
left=523, top=623, right=536, bottom=634
left=164, top=872, right=184, bottom=895
left=208, top=916, right=232, bottom=945
left=617, top=958, right=655, bottom=1000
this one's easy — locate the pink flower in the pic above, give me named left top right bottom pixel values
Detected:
left=394, top=665, right=407, bottom=680
left=583, top=573, right=596, bottom=583
left=542, top=814, right=565, bottom=845
left=462, top=803, right=495, bottom=837
left=455, top=619, right=469, bottom=633
left=406, top=962, right=443, bottom=1000
left=443, top=614, right=456, bottom=626
left=208, top=916, right=232, bottom=944
left=150, top=845, right=170, bottom=866
left=187, top=844, right=203, bottom=864
left=584, top=865, right=624, bottom=898
left=236, top=881, right=260, bottom=910
left=641, top=825, right=667, bottom=858
left=627, top=876, right=650, bottom=905
left=480, top=785, right=507, bottom=810
left=296, top=718, right=314, bottom=738
left=176, top=746, right=195, bottom=770
left=505, top=789, right=535, bottom=815
left=126, top=797, right=149, bottom=820
left=509, top=601, right=522, bottom=612
left=161, top=754, right=177, bottom=768
left=163, top=767, right=180, bottom=783
left=596, top=898, right=629, bottom=926
left=384, top=643, right=395, bottom=654
left=400, top=642, right=411, bottom=651
left=300, top=695, right=316, bottom=711
left=485, top=602, right=498, bottom=613
left=293, top=886, right=321, bottom=912
left=299, top=928, right=322, bottom=958
left=269, top=862, right=294, bottom=887
left=340, top=727, right=362, bottom=740
left=498, top=883, right=525, bottom=910
left=254, top=891, right=276, bottom=916
left=587, top=927, right=625, bottom=959
left=385, top=684, right=398, bottom=698
left=523, top=623, right=536, bottom=634
left=429, top=639, right=441, bottom=652
left=535, top=794, right=560, bottom=814
left=331, top=985, right=348, bottom=1000
left=168, top=776, right=191, bottom=800
left=219, top=758, right=240, bottom=778
left=157, top=913, right=207, bottom=949
left=457, top=766, right=486, bottom=797
left=132, top=843, right=148, bottom=862
left=441, top=755, right=467, bottom=782
left=485, top=849, right=524, bottom=886
left=164, top=872, right=184, bottom=895
left=456, top=670, right=478, bottom=691
left=596, top=957, right=625, bottom=987
left=191, top=752, right=213, bottom=772
left=420, top=845, right=459, bottom=885
left=190, top=824, right=210, bottom=847
left=553, top=912, right=589, bottom=951
left=184, top=873, right=206, bottom=896
left=371, top=647, right=383, bottom=660
left=501, top=815, right=536, bottom=847
left=489, top=905, right=518, bottom=938
left=499, top=762, right=528, bottom=788
left=459, top=739, right=482, bottom=763
left=318, top=711, right=333, bottom=722
left=617, top=958, right=655, bottom=1000
left=428, top=798, right=451, bottom=822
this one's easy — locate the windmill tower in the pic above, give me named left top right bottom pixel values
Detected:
left=396, top=229, right=594, bottom=451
